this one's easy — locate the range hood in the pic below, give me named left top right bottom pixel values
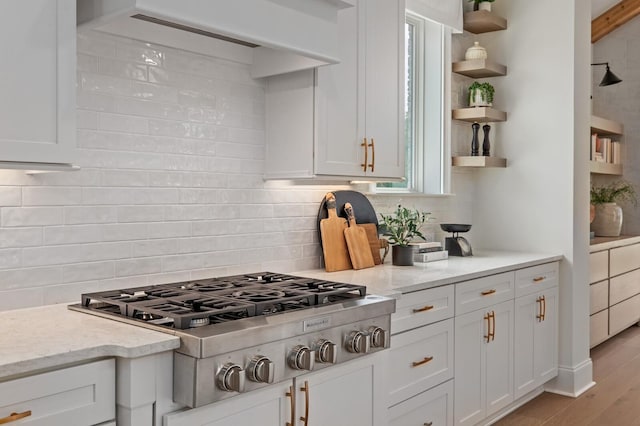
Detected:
left=77, top=0, right=352, bottom=78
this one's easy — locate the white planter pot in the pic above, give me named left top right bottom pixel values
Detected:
left=479, top=2, right=492, bottom=12
left=591, top=203, right=623, bottom=237
left=469, top=90, right=492, bottom=107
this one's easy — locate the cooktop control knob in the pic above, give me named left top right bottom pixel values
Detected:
left=346, top=331, right=371, bottom=354
left=247, top=355, right=274, bottom=383
left=217, top=363, right=245, bottom=392
left=314, top=339, right=338, bottom=364
left=288, top=345, right=316, bottom=371
left=368, top=326, right=388, bottom=349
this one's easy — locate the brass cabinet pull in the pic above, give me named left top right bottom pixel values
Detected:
left=286, top=386, right=295, bottom=426
left=299, top=380, right=310, bottom=426
left=484, top=312, right=491, bottom=343
left=360, top=138, right=368, bottom=172
left=542, top=295, right=546, bottom=321
left=536, top=297, right=543, bottom=322
left=368, top=138, right=375, bottom=172
left=412, top=305, right=434, bottom=313
left=481, top=289, right=496, bottom=296
left=536, top=296, right=547, bottom=322
left=0, top=411, right=31, bottom=424
left=533, top=276, right=545, bottom=282
left=412, top=356, right=434, bottom=367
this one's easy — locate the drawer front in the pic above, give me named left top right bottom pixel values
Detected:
left=392, top=285, right=454, bottom=334
left=590, top=310, right=609, bottom=348
left=590, top=280, right=609, bottom=315
left=389, top=380, right=453, bottom=426
left=455, top=272, right=515, bottom=315
left=610, top=269, right=640, bottom=305
left=0, top=358, right=115, bottom=426
left=610, top=294, right=640, bottom=335
left=514, top=262, right=559, bottom=297
left=589, top=251, right=609, bottom=284
left=388, top=319, right=454, bottom=407
left=610, top=244, right=640, bottom=277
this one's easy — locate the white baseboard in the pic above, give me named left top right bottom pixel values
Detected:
left=544, top=358, right=595, bottom=397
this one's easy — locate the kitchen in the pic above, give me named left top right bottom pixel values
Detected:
left=0, top=0, right=625, bottom=425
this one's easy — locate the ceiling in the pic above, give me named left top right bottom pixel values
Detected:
left=592, top=0, right=620, bottom=18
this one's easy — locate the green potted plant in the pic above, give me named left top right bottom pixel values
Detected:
left=590, top=180, right=636, bottom=237
left=379, top=205, right=430, bottom=266
left=469, top=0, right=495, bottom=12
left=468, top=81, right=495, bottom=107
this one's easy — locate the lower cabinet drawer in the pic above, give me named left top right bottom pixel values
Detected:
left=455, top=272, right=515, bottom=315
left=590, top=310, right=609, bottom=348
left=514, top=262, right=559, bottom=297
left=388, top=319, right=454, bottom=407
left=392, top=285, right=454, bottom=334
left=610, top=269, right=640, bottom=305
left=0, top=358, right=115, bottom=426
left=590, top=280, right=608, bottom=315
left=610, top=294, right=640, bottom=335
left=389, top=380, right=453, bottom=426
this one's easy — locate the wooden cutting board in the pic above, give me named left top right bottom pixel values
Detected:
left=361, top=223, right=382, bottom=265
left=344, top=203, right=375, bottom=270
left=319, top=192, right=352, bottom=272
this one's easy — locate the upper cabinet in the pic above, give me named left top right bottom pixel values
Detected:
left=0, top=0, right=76, bottom=168
left=264, top=0, right=405, bottom=181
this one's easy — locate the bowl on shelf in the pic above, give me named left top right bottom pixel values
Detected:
left=440, top=224, right=472, bottom=233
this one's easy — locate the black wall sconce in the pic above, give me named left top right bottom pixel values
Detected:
left=591, top=62, right=622, bottom=86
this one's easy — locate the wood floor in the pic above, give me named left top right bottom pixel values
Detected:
left=495, top=324, right=640, bottom=425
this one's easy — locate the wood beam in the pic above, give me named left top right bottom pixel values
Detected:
left=592, top=0, right=640, bottom=43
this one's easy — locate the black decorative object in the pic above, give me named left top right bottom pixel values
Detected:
left=591, top=62, right=622, bottom=87
left=471, top=122, right=480, bottom=156
left=482, top=124, right=491, bottom=156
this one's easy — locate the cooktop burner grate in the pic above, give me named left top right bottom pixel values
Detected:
left=79, top=272, right=367, bottom=329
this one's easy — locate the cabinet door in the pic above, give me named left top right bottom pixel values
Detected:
left=0, top=0, right=75, bottom=165
left=389, top=380, right=454, bottom=426
left=514, top=288, right=558, bottom=399
left=297, top=352, right=387, bottom=426
left=454, top=300, right=514, bottom=426
left=363, top=0, right=405, bottom=179
left=485, top=300, right=514, bottom=417
left=315, top=0, right=404, bottom=179
left=163, top=382, right=292, bottom=426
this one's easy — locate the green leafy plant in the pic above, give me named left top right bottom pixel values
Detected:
left=590, top=181, right=636, bottom=205
left=468, top=81, right=495, bottom=105
left=379, top=205, right=430, bottom=247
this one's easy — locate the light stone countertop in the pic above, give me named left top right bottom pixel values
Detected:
left=589, top=235, right=640, bottom=252
left=0, top=303, right=179, bottom=380
left=296, top=250, right=563, bottom=297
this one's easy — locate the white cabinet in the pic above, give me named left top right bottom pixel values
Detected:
left=0, top=0, right=76, bottom=166
left=164, top=353, right=386, bottom=426
left=454, top=299, right=514, bottom=426
left=389, top=380, right=454, bottom=426
left=265, top=0, right=405, bottom=180
left=0, top=359, right=115, bottom=426
left=514, top=287, right=559, bottom=399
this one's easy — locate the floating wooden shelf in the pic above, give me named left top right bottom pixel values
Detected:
left=591, top=115, right=623, bottom=135
left=590, top=161, right=623, bottom=175
left=463, top=11, right=507, bottom=34
left=452, top=59, right=507, bottom=78
left=452, top=107, right=506, bottom=123
left=453, top=156, right=506, bottom=168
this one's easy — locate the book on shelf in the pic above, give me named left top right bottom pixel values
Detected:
left=590, top=133, right=621, bottom=164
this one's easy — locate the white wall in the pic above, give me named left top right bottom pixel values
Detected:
left=458, top=0, right=593, bottom=395
left=0, top=31, right=471, bottom=311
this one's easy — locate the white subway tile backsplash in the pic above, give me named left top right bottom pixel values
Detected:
left=0, top=31, right=466, bottom=310
left=0, top=187, right=21, bottom=206
left=23, top=187, right=82, bottom=206
left=2, top=207, right=64, bottom=227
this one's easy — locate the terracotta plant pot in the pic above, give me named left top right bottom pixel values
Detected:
left=392, top=245, right=415, bottom=266
left=591, top=203, right=623, bottom=237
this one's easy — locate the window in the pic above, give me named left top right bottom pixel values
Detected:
left=377, top=12, right=449, bottom=194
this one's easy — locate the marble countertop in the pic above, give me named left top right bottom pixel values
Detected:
left=0, top=304, right=179, bottom=380
left=590, top=235, right=640, bottom=252
left=296, top=250, right=563, bottom=296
